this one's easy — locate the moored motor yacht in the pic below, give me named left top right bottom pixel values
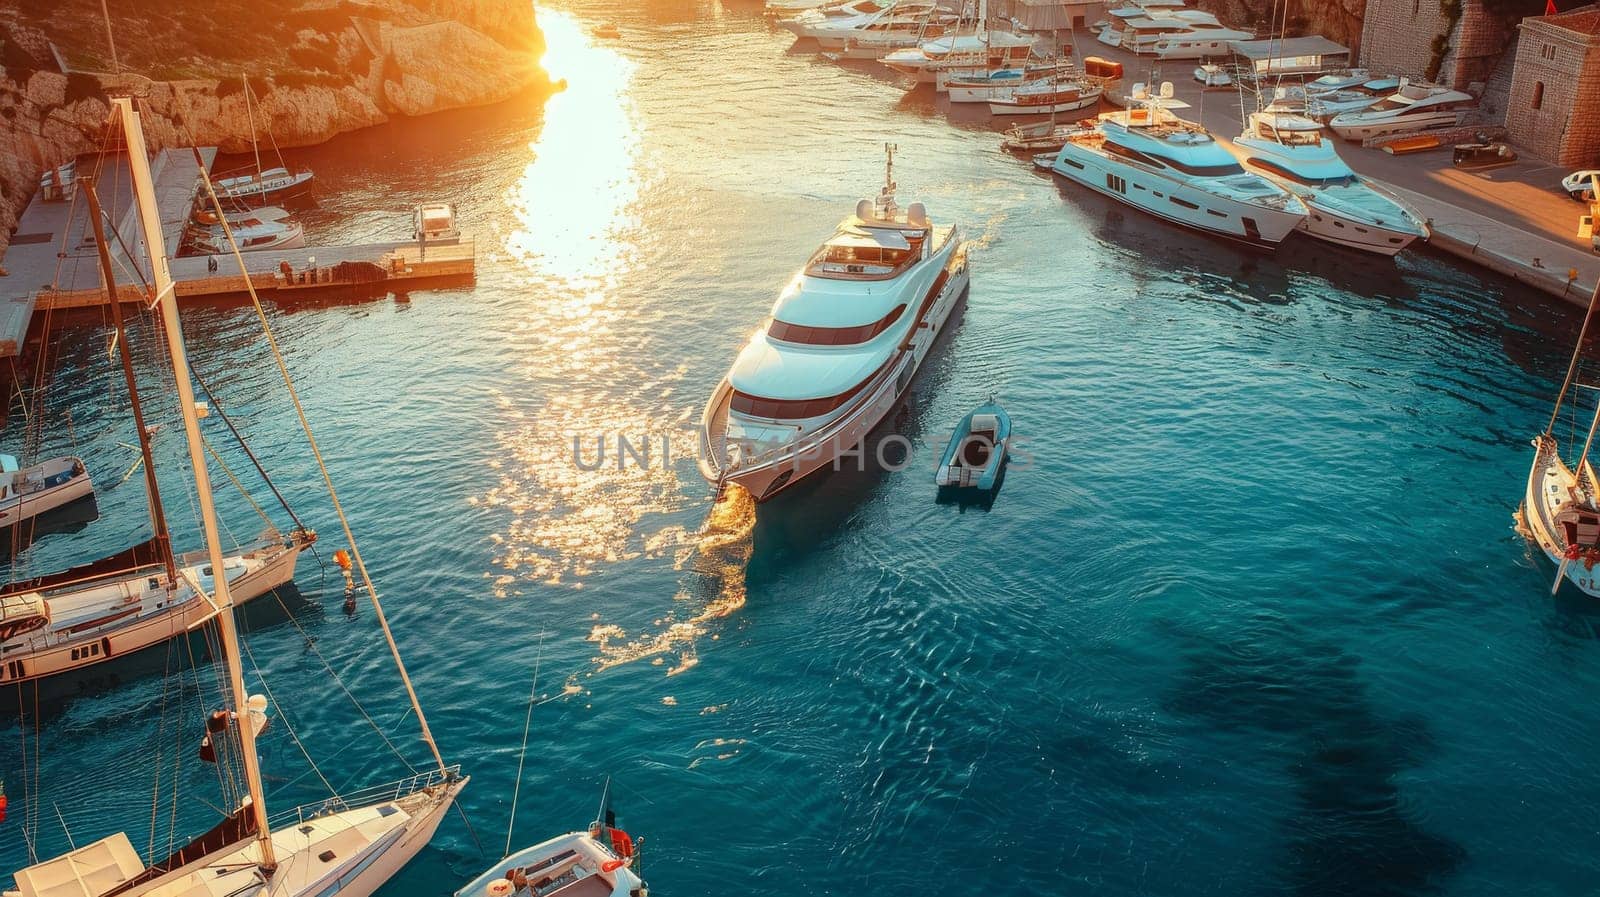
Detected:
left=1328, top=80, right=1476, bottom=141
left=1145, top=13, right=1254, bottom=58
left=810, top=1, right=942, bottom=50
left=781, top=0, right=922, bottom=39
left=214, top=165, right=314, bottom=206
left=1232, top=109, right=1428, bottom=254
left=699, top=147, right=970, bottom=502
left=1037, top=82, right=1306, bottom=248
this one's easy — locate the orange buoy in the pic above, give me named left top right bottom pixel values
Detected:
left=601, top=859, right=625, bottom=873
left=333, top=549, right=352, bottom=570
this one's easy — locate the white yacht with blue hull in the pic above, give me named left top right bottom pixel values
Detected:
left=1035, top=83, right=1306, bottom=249
left=1233, top=109, right=1428, bottom=255
left=700, top=146, right=970, bottom=502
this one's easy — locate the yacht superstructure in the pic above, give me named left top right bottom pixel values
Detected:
left=1233, top=109, right=1428, bottom=254
left=1328, top=81, right=1476, bottom=141
left=700, top=148, right=970, bottom=501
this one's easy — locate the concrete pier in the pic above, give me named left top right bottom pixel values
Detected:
left=0, top=148, right=475, bottom=357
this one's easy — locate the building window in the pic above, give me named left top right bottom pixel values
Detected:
left=1533, top=81, right=1545, bottom=110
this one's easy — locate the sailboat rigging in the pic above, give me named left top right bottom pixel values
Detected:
left=4, top=96, right=466, bottom=897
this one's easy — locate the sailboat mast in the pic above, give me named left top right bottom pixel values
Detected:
left=113, top=96, right=277, bottom=869
left=81, top=182, right=178, bottom=585
left=1545, top=278, right=1600, bottom=436
left=243, top=74, right=264, bottom=198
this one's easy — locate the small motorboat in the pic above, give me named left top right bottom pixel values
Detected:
left=1193, top=63, right=1231, bottom=88
left=936, top=403, right=1010, bottom=490
left=1453, top=138, right=1517, bottom=170
left=460, top=780, right=645, bottom=897
left=594, top=21, right=621, bottom=38
left=0, top=453, right=94, bottom=546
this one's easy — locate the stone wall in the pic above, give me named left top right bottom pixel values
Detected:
left=1358, top=0, right=1515, bottom=91
left=1505, top=17, right=1600, bottom=165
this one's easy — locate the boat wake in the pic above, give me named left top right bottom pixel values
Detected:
left=587, top=484, right=756, bottom=675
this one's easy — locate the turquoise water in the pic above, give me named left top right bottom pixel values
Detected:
left=3, top=4, right=1599, bottom=895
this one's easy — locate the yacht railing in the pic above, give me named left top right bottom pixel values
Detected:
left=268, top=764, right=463, bottom=826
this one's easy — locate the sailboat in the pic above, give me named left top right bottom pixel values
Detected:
left=4, top=96, right=465, bottom=897
left=1521, top=283, right=1600, bottom=598
left=0, top=180, right=312, bottom=689
left=214, top=76, right=314, bottom=207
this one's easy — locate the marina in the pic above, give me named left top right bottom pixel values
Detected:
left=4, top=3, right=1600, bottom=897
left=0, top=148, right=474, bottom=358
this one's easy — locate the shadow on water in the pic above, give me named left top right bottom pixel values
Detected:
left=0, top=582, right=319, bottom=721
left=0, top=494, right=100, bottom=561
left=1162, top=610, right=1464, bottom=897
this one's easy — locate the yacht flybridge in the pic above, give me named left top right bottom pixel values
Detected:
left=1038, top=83, right=1307, bottom=249
left=1233, top=109, right=1427, bottom=255
left=700, top=146, right=970, bottom=502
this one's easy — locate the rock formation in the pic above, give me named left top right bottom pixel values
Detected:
left=0, top=0, right=553, bottom=255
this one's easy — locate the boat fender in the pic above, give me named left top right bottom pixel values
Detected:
left=485, top=879, right=515, bottom=897
left=602, top=859, right=626, bottom=873
left=1567, top=543, right=1583, bottom=561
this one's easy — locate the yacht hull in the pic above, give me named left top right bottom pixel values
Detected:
left=700, top=252, right=971, bottom=502
left=1298, top=199, right=1421, bottom=255
left=1329, top=111, right=1467, bottom=142
left=0, top=459, right=93, bottom=537
left=1041, top=148, right=1303, bottom=249
left=1521, top=434, right=1600, bottom=598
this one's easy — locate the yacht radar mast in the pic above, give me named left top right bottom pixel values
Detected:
left=875, top=142, right=899, bottom=219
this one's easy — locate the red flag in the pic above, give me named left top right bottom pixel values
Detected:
left=1546, top=0, right=1558, bottom=14
left=0, top=779, right=8, bottom=825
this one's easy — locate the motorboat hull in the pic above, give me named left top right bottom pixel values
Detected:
left=1329, top=110, right=1468, bottom=142
left=1297, top=198, right=1422, bottom=255
left=700, top=250, right=971, bottom=502
left=456, top=832, right=644, bottom=897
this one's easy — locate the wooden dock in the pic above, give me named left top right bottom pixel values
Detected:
left=0, top=148, right=475, bottom=356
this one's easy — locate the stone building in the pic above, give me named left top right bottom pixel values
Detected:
left=1358, top=0, right=1515, bottom=90
left=1504, top=4, right=1600, bottom=165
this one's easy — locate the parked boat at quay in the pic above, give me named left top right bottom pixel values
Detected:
left=1303, top=76, right=1401, bottom=121
left=944, top=59, right=1074, bottom=102
left=809, top=1, right=946, bottom=52
left=1232, top=108, right=1428, bottom=255
left=1328, top=81, right=1477, bottom=141
left=699, top=146, right=970, bottom=501
left=1038, top=83, right=1306, bottom=249
left=879, top=8, right=1037, bottom=84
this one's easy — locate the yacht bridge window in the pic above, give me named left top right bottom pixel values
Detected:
left=731, top=360, right=891, bottom=420
left=807, top=227, right=924, bottom=280
left=1246, top=158, right=1354, bottom=188
left=769, top=304, right=906, bottom=346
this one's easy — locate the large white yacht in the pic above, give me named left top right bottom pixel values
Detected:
left=818, top=6, right=956, bottom=56
left=1233, top=109, right=1428, bottom=255
left=1328, top=81, right=1476, bottom=141
left=700, top=148, right=970, bottom=502
left=1038, top=83, right=1306, bottom=248
left=1148, top=13, right=1255, bottom=58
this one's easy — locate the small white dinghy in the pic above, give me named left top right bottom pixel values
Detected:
left=462, top=775, right=647, bottom=897
left=0, top=453, right=94, bottom=544
left=1194, top=63, right=1232, bottom=88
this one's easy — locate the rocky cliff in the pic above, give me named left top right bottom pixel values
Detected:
left=1198, top=0, right=1368, bottom=54
left=0, top=0, right=552, bottom=255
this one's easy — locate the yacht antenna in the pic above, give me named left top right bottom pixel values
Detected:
left=883, top=142, right=897, bottom=196
left=114, top=96, right=278, bottom=870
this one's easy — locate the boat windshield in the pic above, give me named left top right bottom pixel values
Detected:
left=731, top=359, right=891, bottom=420
left=806, top=228, right=923, bottom=279
left=1249, top=158, right=1355, bottom=187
